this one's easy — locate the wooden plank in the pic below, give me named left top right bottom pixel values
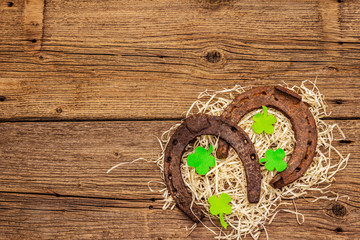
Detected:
left=1, top=1, right=359, bottom=239
left=0, top=192, right=358, bottom=239
left=0, top=120, right=174, bottom=199
left=23, top=0, right=44, bottom=51
left=0, top=74, right=359, bottom=121
left=0, top=0, right=24, bottom=52
left=0, top=66, right=358, bottom=121
left=0, top=0, right=359, bottom=120
left=0, top=120, right=358, bottom=200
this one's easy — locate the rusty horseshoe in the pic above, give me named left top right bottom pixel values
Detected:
left=216, top=86, right=317, bottom=189
left=164, top=114, right=262, bottom=222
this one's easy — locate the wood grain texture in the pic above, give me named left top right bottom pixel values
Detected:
left=0, top=0, right=359, bottom=120
left=1, top=0, right=360, bottom=239
left=23, top=0, right=44, bottom=51
left=0, top=120, right=358, bottom=239
left=0, top=120, right=358, bottom=199
left=0, top=192, right=358, bottom=240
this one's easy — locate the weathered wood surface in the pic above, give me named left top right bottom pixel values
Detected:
left=0, top=120, right=357, bottom=199
left=0, top=192, right=358, bottom=239
left=0, top=120, right=359, bottom=239
left=0, top=0, right=360, bottom=239
left=0, top=0, right=359, bottom=120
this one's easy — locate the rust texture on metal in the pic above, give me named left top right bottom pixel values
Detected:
left=164, top=114, right=262, bottom=222
left=216, top=86, right=318, bottom=189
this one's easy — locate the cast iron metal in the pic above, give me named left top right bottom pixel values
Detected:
left=164, top=114, right=261, bottom=222
left=216, top=86, right=318, bottom=189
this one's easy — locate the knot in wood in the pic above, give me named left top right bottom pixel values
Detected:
left=335, top=99, right=343, bottom=104
left=332, top=203, right=346, bottom=217
left=206, top=50, right=221, bottom=63
left=200, top=0, right=233, bottom=9
left=56, top=107, right=63, bottom=113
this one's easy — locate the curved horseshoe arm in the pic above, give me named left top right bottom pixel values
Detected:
left=164, top=114, right=262, bottom=222
left=217, top=86, right=318, bottom=189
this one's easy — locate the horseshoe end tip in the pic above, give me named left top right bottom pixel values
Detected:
left=188, top=209, right=205, bottom=223
left=248, top=192, right=260, bottom=203
left=216, top=149, right=229, bottom=159
left=270, top=176, right=286, bottom=189
left=216, top=139, right=230, bottom=159
left=248, top=198, right=260, bottom=204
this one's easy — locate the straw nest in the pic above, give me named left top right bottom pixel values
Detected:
left=151, top=81, right=350, bottom=239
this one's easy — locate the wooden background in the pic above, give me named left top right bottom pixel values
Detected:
left=0, top=0, right=359, bottom=239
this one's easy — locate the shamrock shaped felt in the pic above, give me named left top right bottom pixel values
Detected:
left=208, top=193, right=232, bottom=229
left=259, top=148, right=287, bottom=172
left=252, top=106, right=277, bottom=134
left=187, top=145, right=215, bottom=175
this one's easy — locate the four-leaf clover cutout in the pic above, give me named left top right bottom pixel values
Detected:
left=187, top=145, right=215, bottom=175
left=259, top=148, right=287, bottom=172
left=252, top=106, right=277, bottom=134
left=208, top=193, right=232, bottom=229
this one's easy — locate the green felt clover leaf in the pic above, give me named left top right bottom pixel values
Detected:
left=187, top=145, right=215, bottom=175
left=259, top=148, right=287, bottom=172
left=208, top=193, right=232, bottom=229
left=252, top=106, right=277, bottom=134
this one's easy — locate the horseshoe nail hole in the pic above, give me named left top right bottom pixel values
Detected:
left=231, top=126, right=237, bottom=132
left=0, top=96, right=6, bottom=101
left=166, top=156, right=171, bottom=162
left=173, top=188, right=177, bottom=193
left=148, top=205, right=153, bottom=210
left=244, top=139, right=248, bottom=144
left=305, top=154, right=308, bottom=159
left=307, top=141, right=312, bottom=146
left=335, top=227, right=343, bottom=233
left=7, top=2, right=13, bottom=7
left=261, top=91, right=267, bottom=95
left=31, top=39, right=37, bottom=43
left=172, top=139, right=178, bottom=145
left=168, top=174, right=172, bottom=180
left=276, top=177, right=285, bottom=186
left=295, top=167, right=301, bottom=172
left=273, top=95, right=279, bottom=101
left=250, top=154, right=256, bottom=160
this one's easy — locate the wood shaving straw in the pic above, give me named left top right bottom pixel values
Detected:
left=152, top=80, right=350, bottom=239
